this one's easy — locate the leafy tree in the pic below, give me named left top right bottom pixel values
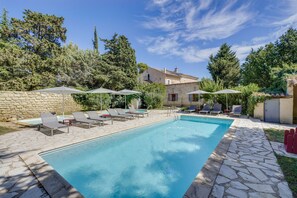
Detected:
left=276, top=28, right=297, bottom=64
left=232, top=83, right=260, bottom=114
left=137, top=62, right=149, bottom=74
left=241, top=44, right=276, bottom=88
left=207, top=43, right=240, bottom=87
left=268, top=64, right=297, bottom=93
left=199, top=78, right=224, bottom=107
left=46, top=43, right=103, bottom=89
left=92, top=26, right=99, bottom=53
left=241, top=28, right=297, bottom=91
left=136, top=83, right=166, bottom=108
left=101, top=33, right=138, bottom=90
left=0, top=41, right=56, bottom=90
left=0, top=9, right=11, bottom=42
left=11, top=9, right=67, bottom=58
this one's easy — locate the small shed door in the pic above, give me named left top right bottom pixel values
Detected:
left=264, top=99, right=280, bottom=123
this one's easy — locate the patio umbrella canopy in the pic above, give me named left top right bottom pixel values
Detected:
left=33, top=86, right=84, bottom=118
left=87, top=87, right=116, bottom=110
left=187, top=90, right=210, bottom=106
left=114, top=89, right=141, bottom=109
left=213, top=89, right=241, bottom=110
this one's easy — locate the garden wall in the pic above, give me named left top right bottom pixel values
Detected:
left=0, top=91, right=82, bottom=121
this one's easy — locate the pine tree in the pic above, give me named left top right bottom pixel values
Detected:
left=11, top=9, right=67, bottom=58
left=207, top=43, right=240, bottom=87
left=92, top=26, right=99, bottom=53
left=101, top=33, right=138, bottom=90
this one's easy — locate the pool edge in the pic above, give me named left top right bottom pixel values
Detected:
left=19, top=114, right=236, bottom=198
left=183, top=117, right=237, bottom=198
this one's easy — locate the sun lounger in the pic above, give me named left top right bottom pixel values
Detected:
left=40, top=112, right=69, bottom=136
left=210, top=103, right=222, bottom=115
left=73, top=112, right=101, bottom=128
left=107, top=109, right=132, bottom=120
left=230, top=105, right=242, bottom=117
left=129, top=106, right=149, bottom=117
left=115, top=109, right=136, bottom=118
left=199, top=104, right=211, bottom=114
left=87, top=111, right=113, bottom=125
left=185, top=105, right=196, bottom=113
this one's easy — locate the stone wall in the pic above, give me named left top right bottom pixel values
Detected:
left=0, top=91, right=82, bottom=121
left=164, top=82, right=199, bottom=106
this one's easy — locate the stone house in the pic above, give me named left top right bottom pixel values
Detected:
left=139, top=67, right=199, bottom=106
left=140, top=67, right=198, bottom=85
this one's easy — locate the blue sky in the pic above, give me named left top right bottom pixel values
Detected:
left=1, top=0, right=297, bottom=78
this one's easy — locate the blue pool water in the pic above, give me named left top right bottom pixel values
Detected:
left=41, top=116, right=233, bottom=198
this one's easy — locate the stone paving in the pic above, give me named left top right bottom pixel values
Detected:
left=0, top=110, right=173, bottom=198
left=210, top=119, right=293, bottom=198
left=0, top=112, right=295, bottom=198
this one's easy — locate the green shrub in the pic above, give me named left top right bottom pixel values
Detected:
left=136, top=83, right=166, bottom=109
left=73, top=93, right=111, bottom=110
left=247, top=92, right=271, bottom=116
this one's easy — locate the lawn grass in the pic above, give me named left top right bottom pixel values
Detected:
left=0, top=125, right=17, bottom=135
left=276, top=154, right=297, bottom=197
left=263, top=128, right=284, bottom=143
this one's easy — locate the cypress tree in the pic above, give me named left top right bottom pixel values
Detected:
left=93, top=26, right=99, bottom=53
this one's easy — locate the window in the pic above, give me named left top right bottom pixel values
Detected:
left=188, top=94, right=199, bottom=102
left=147, top=74, right=150, bottom=81
left=168, top=94, right=178, bottom=101
left=167, top=79, right=171, bottom=84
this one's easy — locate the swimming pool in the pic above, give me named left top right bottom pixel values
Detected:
left=41, top=116, right=233, bottom=197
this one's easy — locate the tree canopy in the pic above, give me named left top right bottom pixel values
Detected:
left=0, top=10, right=141, bottom=93
left=11, top=10, right=67, bottom=59
left=207, top=43, right=240, bottom=88
left=241, top=28, right=297, bottom=92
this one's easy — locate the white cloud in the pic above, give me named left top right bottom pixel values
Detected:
left=179, top=46, right=219, bottom=63
left=140, top=0, right=297, bottom=64
left=232, top=43, right=266, bottom=61
left=151, top=0, right=170, bottom=6
left=146, top=34, right=180, bottom=55
left=184, top=1, right=253, bottom=40
left=142, top=17, right=177, bottom=31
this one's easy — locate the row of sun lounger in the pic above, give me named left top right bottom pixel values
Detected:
left=40, top=107, right=149, bottom=136
left=185, top=104, right=242, bottom=116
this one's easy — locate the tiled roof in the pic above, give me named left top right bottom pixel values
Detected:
left=149, top=67, right=198, bottom=80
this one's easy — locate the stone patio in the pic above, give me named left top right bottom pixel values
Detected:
left=0, top=111, right=294, bottom=198
left=210, top=119, right=293, bottom=198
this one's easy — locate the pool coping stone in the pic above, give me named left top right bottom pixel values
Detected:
left=18, top=113, right=235, bottom=198
left=183, top=117, right=236, bottom=198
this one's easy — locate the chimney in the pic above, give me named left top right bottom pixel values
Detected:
left=164, top=68, right=167, bottom=73
left=174, top=67, right=179, bottom=73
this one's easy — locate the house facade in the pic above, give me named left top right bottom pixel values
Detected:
left=140, top=67, right=198, bottom=85
left=140, top=67, right=199, bottom=106
left=165, top=82, right=200, bottom=106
